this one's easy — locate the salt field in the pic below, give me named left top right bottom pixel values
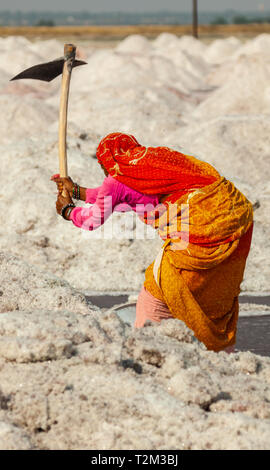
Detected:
left=0, top=33, right=270, bottom=450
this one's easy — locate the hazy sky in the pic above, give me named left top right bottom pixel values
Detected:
left=1, top=0, right=270, bottom=12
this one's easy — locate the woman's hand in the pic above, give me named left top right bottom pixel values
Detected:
left=56, top=192, right=73, bottom=216
left=51, top=174, right=75, bottom=198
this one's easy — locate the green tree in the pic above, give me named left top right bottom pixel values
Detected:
left=35, top=19, right=55, bottom=27
left=211, top=16, right=228, bottom=25
left=233, top=15, right=249, bottom=24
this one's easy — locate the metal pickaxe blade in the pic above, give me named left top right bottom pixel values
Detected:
left=10, top=43, right=87, bottom=198
left=10, top=58, right=87, bottom=82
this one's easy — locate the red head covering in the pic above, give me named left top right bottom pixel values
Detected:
left=96, top=132, right=220, bottom=201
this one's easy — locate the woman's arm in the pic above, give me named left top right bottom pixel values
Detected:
left=85, top=186, right=102, bottom=204
left=69, top=177, right=120, bottom=231
left=51, top=175, right=101, bottom=203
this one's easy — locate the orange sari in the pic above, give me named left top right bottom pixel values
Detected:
left=97, top=133, right=254, bottom=351
left=143, top=180, right=253, bottom=351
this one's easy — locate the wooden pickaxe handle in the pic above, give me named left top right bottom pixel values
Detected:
left=58, top=44, right=76, bottom=197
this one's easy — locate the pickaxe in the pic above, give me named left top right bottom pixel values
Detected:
left=11, top=43, right=87, bottom=197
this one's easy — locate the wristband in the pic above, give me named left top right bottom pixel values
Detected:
left=72, top=183, right=80, bottom=200
left=65, top=207, right=74, bottom=220
left=61, top=203, right=75, bottom=220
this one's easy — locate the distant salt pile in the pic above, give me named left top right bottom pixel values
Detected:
left=0, top=37, right=43, bottom=79
left=0, top=95, right=57, bottom=144
left=204, top=36, right=241, bottom=64
left=231, top=33, right=270, bottom=59
left=67, top=34, right=209, bottom=140
left=193, top=54, right=270, bottom=118
left=0, top=32, right=269, bottom=293
left=116, top=34, right=153, bottom=54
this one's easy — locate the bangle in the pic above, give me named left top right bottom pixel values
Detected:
left=61, top=203, right=75, bottom=220
left=65, top=207, right=74, bottom=220
left=72, top=183, right=80, bottom=200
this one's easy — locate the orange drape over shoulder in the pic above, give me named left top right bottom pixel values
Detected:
left=141, top=177, right=253, bottom=246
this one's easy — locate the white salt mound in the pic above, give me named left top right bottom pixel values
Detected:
left=0, top=252, right=92, bottom=315
left=204, top=37, right=241, bottom=64
left=232, top=33, right=270, bottom=60
left=193, top=54, right=270, bottom=118
left=115, top=34, right=153, bottom=54
left=0, top=47, right=43, bottom=77
left=0, top=33, right=269, bottom=293
left=0, top=34, right=269, bottom=293
left=0, top=415, right=33, bottom=450
left=178, top=34, right=208, bottom=55
left=0, top=95, right=57, bottom=144
left=0, top=33, right=270, bottom=449
left=0, top=251, right=270, bottom=449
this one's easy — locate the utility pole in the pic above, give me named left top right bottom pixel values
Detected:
left=193, top=0, right=198, bottom=38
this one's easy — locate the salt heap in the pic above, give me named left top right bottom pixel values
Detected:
left=1, top=252, right=270, bottom=450
left=192, top=54, right=270, bottom=117
left=0, top=32, right=269, bottom=293
left=204, top=36, right=241, bottom=64
left=0, top=32, right=270, bottom=450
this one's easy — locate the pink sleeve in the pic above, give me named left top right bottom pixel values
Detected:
left=85, top=186, right=101, bottom=204
left=70, top=177, right=120, bottom=231
left=114, top=203, right=133, bottom=212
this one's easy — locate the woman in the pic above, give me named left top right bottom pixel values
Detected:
left=52, top=132, right=253, bottom=353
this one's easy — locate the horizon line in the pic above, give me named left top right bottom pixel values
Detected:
left=0, top=9, right=270, bottom=14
